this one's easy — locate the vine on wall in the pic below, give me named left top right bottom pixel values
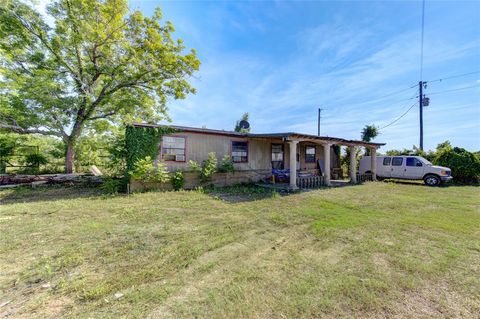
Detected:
left=125, top=125, right=176, bottom=178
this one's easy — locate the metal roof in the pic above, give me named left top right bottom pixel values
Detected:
left=132, top=123, right=386, bottom=147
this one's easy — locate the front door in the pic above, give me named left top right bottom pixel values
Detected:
left=404, top=157, right=425, bottom=179
left=390, top=157, right=404, bottom=178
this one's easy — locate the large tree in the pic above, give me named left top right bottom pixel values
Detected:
left=0, top=0, right=200, bottom=172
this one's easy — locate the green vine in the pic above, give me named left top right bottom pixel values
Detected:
left=125, top=125, right=176, bottom=180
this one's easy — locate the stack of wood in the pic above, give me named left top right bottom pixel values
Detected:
left=0, top=173, right=103, bottom=188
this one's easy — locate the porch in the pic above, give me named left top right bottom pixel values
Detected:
left=251, top=132, right=384, bottom=190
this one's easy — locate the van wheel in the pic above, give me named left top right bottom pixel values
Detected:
left=424, top=174, right=441, bottom=186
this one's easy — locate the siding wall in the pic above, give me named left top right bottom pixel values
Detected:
left=157, top=132, right=276, bottom=171
left=156, top=132, right=340, bottom=173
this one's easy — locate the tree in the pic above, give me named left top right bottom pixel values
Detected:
left=234, top=112, right=250, bottom=133
left=361, top=124, right=378, bottom=155
left=0, top=0, right=200, bottom=172
left=434, top=147, right=480, bottom=184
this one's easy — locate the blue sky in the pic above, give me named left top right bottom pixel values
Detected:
left=34, top=0, right=478, bottom=151
left=127, top=0, right=480, bottom=152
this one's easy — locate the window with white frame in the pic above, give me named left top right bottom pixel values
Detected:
left=232, top=141, right=248, bottom=163
left=305, top=146, right=316, bottom=163
left=162, top=136, right=186, bottom=161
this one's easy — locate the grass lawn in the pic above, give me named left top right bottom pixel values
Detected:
left=0, top=182, right=479, bottom=318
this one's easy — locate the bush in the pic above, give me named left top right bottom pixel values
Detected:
left=25, top=153, right=48, bottom=167
left=188, top=160, right=199, bottom=171
left=171, top=171, right=185, bottom=191
left=434, top=147, right=480, bottom=184
left=199, top=152, right=217, bottom=183
left=130, top=156, right=170, bottom=183
left=101, top=177, right=123, bottom=194
left=218, top=155, right=234, bottom=173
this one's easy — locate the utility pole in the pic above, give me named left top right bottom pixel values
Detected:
left=317, top=108, right=322, bottom=136
left=419, top=81, right=424, bottom=150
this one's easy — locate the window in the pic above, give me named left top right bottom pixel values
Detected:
left=305, top=146, right=316, bottom=163
left=232, top=141, right=248, bottom=163
left=272, top=144, right=284, bottom=169
left=406, top=157, right=423, bottom=167
left=383, top=157, right=391, bottom=166
left=392, top=157, right=403, bottom=166
left=162, top=136, right=186, bottom=161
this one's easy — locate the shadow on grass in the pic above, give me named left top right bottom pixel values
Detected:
left=0, top=184, right=111, bottom=205
left=204, top=184, right=300, bottom=203
left=379, top=179, right=463, bottom=187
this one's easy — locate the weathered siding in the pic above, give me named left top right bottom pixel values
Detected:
left=157, top=132, right=276, bottom=171
left=156, top=132, right=340, bottom=175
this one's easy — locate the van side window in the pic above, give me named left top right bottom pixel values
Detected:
left=406, top=157, right=423, bottom=167
left=383, top=157, right=391, bottom=166
left=392, top=157, right=403, bottom=166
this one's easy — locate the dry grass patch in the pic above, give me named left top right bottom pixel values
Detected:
left=0, top=183, right=479, bottom=318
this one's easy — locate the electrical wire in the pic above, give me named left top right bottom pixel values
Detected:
left=379, top=101, right=418, bottom=130
left=426, top=71, right=480, bottom=83
left=331, top=84, right=417, bottom=110
left=426, top=85, right=479, bottom=96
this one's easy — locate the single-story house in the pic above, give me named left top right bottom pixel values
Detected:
left=130, top=123, right=385, bottom=190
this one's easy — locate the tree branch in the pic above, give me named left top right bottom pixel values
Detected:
left=0, top=122, right=63, bottom=137
left=87, top=110, right=117, bottom=121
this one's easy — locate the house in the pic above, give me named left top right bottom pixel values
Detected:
left=130, top=123, right=385, bottom=190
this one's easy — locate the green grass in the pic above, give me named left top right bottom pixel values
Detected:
left=0, top=183, right=479, bottom=318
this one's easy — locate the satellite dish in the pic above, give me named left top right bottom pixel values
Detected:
left=239, top=120, right=250, bottom=129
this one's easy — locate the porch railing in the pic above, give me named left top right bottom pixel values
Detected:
left=297, top=175, right=325, bottom=189
left=356, top=173, right=373, bottom=183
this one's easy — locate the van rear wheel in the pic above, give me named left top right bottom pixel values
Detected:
left=424, top=174, right=441, bottom=186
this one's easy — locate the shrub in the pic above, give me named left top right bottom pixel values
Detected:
left=199, top=152, right=217, bottom=183
left=101, top=177, right=123, bottom=194
left=130, top=156, right=170, bottom=183
left=25, top=153, right=48, bottom=167
left=188, top=160, right=199, bottom=171
left=218, top=155, right=234, bottom=173
left=171, top=171, right=185, bottom=191
left=434, top=147, right=480, bottom=184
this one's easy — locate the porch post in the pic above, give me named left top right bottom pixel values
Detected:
left=370, top=147, right=377, bottom=181
left=349, top=145, right=357, bottom=184
left=288, top=140, right=298, bottom=189
left=323, top=143, right=331, bottom=186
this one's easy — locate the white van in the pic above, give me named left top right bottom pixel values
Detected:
left=359, top=156, right=453, bottom=186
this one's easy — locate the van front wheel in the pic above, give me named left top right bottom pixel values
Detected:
left=424, top=174, right=441, bottom=186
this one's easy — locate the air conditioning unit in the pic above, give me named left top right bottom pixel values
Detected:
left=175, top=154, right=185, bottom=162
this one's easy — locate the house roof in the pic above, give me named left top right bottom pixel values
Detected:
left=132, top=123, right=386, bottom=148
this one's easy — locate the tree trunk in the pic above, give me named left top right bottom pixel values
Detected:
left=65, top=141, right=76, bottom=173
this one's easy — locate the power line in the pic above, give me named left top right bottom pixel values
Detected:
left=379, top=101, right=418, bottom=130
left=426, top=85, right=479, bottom=96
left=332, top=85, right=417, bottom=110
left=426, top=71, right=480, bottom=83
